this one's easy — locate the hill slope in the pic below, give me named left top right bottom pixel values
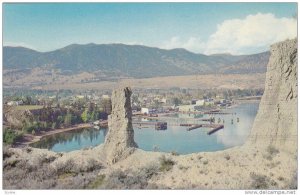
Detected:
left=4, top=44, right=270, bottom=78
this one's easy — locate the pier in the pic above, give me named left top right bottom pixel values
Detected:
left=186, top=124, right=224, bottom=135
left=207, top=125, right=224, bottom=135
left=133, top=120, right=224, bottom=135
left=187, top=124, right=203, bottom=131
left=177, top=110, right=232, bottom=115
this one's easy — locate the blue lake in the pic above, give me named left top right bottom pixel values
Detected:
left=31, top=102, right=259, bottom=154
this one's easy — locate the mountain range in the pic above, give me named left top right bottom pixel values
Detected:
left=3, top=43, right=270, bottom=78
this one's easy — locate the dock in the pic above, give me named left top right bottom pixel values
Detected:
left=207, top=125, right=224, bottom=135
left=186, top=124, right=224, bottom=133
left=187, top=124, right=203, bottom=131
left=177, top=110, right=231, bottom=115
left=132, top=121, right=224, bottom=135
left=180, top=124, right=193, bottom=127
left=204, top=112, right=231, bottom=115
left=133, top=122, right=158, bottom=125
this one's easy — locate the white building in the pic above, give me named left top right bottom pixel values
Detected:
left=220, top=99, right=226, bottom=104
left=76, top=95, right=85, bottom=99
left=7, top=100, right=23, bottom=106
left=141, top=107, right=149, bottom=114
left=196, top=99, right=205, bottom=106
left=159, top=98, right=167, bottom=104
left=177, top=105, right=197, bottom=112
left=141, top=107, right=156, bottom=114
left=204, top=98, right=215, bottom=106
left=204, top=101, right=214, bottom=106
left=102, top=95, right=110, bottom=99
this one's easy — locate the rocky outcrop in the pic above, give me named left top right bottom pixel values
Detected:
left=247, top=39, right=297, bottom=154
left=103, top=87, right=138, bottom=164
left=3, top=106, right=34, bottom=128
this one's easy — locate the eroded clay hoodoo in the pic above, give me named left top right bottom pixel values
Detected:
left=103, top=87, right=138, bottom=164
left=247, top=38, right=297, bottom=154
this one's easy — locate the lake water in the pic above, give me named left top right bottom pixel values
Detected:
left=31, top=102, right=259, bottom=154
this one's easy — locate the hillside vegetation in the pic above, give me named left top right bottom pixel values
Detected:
left=3, top=44, right=269, bottom=90
left=4, top=44, right=269, bottom=78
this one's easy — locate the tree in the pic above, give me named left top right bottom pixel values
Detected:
left=52, top=122, right=59, bottom=129
left=81, top=109, right=89, bottom=123
left=172, top=97, right=182, bottom=106
left=4, top=128, right=22, bottom=145
left=64, top=112, right=72, bottom=126
left=12, top=96, right=22, bottom=101
left=99, top=112, right=108, bottom=120
left=57, top=115, right=64, bottom=125
left=154, top=100, right=160, bottom=109
left=132, top=95, right=140, bottom=107
left=91, top=110, right=99, bottom=121
left=100, top=99, right=112, bottom=114
left=22, top=96, right=32, bottom=105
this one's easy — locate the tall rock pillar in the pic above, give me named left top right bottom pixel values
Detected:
left=103, top=87, right=138, bottom=164
left=247, top=39, right=297, bottom=154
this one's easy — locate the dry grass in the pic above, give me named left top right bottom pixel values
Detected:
left=3, top=149, right=104, bottom=189
left=24, top=73, right=266, bottom=91
left=15, top=105, right=43, bottom=111
left=104, top=165, right=160, bottom=189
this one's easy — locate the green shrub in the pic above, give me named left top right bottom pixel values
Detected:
left=22, top=121, right=39, bottom=133
left=104, top=168, right=153, bottom=189
left=224, top=154, right=230, bottom=160
left=86, top=175, right=105, bottom=189
left=267, top=146, right=279, bottom=156
left=264, top=145, right=280, bottom=161
left=52, top=122, right=59, bottom=129
left=3, top=128, right=22, bottom=145
left=159, top=155, right=175, bottom=171
left=171, top=151, right=179, bottom=156
left=203, top=159, right=209, bottom=165
left=287, top=173, right=297, bottom=189
left=55, top=159, right=76, bottom=174
left=250, top=173, right=269, bottom=189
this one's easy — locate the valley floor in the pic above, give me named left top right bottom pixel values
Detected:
left=4, top=73, right=266, bottom=91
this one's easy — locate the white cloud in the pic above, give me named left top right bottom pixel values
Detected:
left=161, top=13, right=297, bottom=55
left=205, top=13, right=297, bottom=54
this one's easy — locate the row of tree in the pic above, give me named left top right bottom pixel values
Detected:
left=20, top=99, right=112, bottom=134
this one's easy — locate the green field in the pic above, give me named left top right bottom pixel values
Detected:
left=15, top=105, right=43, bottom=111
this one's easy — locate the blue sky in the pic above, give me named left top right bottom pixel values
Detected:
left=3, top=3, right=297, bottom=54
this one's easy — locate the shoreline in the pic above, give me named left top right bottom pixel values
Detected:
left=13, top=101, right=259, bottom=148
left=14, top=123, right=93, bottom=147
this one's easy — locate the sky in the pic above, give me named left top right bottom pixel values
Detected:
left=3, top=3, right=297, bottom=55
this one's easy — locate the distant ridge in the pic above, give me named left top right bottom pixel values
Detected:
left=3, top=43, right=270, bottom=78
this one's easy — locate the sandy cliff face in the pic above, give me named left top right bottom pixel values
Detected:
left=247, top=39, right=297, bottom=154
left=102, top=87, right=138, bottom=164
